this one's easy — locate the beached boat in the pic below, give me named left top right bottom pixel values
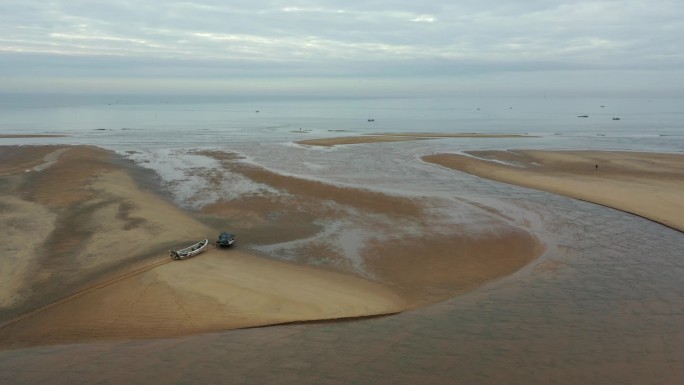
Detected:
left=169, top=239, right=209, bottom=260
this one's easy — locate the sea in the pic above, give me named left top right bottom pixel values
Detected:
left=1, top=94, right=683, bottom=384
left=1, top=93, right=683, bottom=148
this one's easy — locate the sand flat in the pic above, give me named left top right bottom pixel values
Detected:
left=0, top=250, right=406, bottom=347
left=0, top=145, right=407, bottom=347
left=1, top=145, right=545, bottom=348
left=297, top=132, right=533, bottom=147
left=423, top=150, right=684, bottom=232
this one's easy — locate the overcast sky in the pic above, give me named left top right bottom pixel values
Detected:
left=1, top=0, right=683, bottom=97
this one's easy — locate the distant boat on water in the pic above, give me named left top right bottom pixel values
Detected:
left=612, top=117, right=621, bottom=120
left=367, top=118, right=375, bottom=122
left=577, top=115, right=589, bottom=118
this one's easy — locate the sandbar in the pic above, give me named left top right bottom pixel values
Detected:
left=423, top=150, right=684, bottom=232
left=296, top=135, right=429, bottom=147
left=373, top=132, right=533, bottom=138
left=1, top=145, right=543, bottom=348
left=297, top=132, right=533, bottom=147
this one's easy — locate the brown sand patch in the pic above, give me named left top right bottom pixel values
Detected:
left=0, top=146, right=65, bottom=175
left=199, top=188, right=328, bottom=247
left=232, top=163, right=424, bottom=217
left=423, top=150, right=684, bottom=232
left=20, top=146, right=116, bottom=207
left=0, top=197, right=57, bottom=308
left=0, top=146, right=215, bottom=323
left=364, top=228, right=544, bottom=305
left=0, top=250, right=405, bottom=348
left=200, top=149, right=544, bottom=299
left=196, top=151, right=427, bottom=248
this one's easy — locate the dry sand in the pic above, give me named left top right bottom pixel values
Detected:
left=423, top=150, right=684, bottom=233
left=0, top=249, right=405, bottom=347
left=0, top=145, right=543, bottom=348
left=297, top=132, right=533, bottom=147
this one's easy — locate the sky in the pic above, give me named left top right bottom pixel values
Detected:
left=1, top=0, right=683, bottom=97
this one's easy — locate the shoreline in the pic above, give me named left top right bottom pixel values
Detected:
left=423, top=150, right=684, bottom=233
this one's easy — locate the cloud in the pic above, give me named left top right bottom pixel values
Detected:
left=0, top=0, right=682, bottom=95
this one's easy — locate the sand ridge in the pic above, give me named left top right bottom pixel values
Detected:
left=296, top=132, right=534, bottom=147
left=423, top=150, right=684, bottom=233
left=0, top=249, right=407, bottom=347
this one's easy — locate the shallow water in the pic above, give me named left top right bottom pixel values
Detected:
left=1, top=179, right=682, bottom=384
left=1, top=95, right=684, bottom=384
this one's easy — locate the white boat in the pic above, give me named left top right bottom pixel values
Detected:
left=169, top=239, right=209, bottom=260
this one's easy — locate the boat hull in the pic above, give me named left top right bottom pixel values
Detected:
left=169, top=239, right=209, bottom=260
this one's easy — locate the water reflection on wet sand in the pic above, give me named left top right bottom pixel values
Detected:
left=2, top=170, right=683, bottom=385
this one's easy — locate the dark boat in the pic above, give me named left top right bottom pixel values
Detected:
left=216, top=232, right=236, bottom=247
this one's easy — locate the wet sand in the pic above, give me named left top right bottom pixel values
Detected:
left=2, top=145, right=684, bottom=384
left=296, top=132, right=533, bottom=146
left=423, top=150, right=684, bottom=232
left=1, top=145, right=542, bottom=348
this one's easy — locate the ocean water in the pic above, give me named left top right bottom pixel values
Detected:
left=1, top=94, right=683, bottom=147
left=3, top=93, right=682, bottom=206
left=1, top=94, right=684, bottom=384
